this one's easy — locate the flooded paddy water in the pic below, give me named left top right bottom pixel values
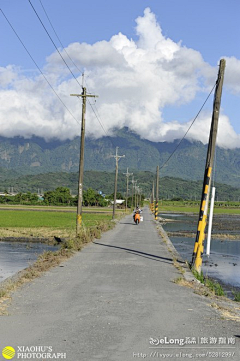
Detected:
left=160, top=212, right=240, bottom=294
left=0, top=241, right=59, bottom=283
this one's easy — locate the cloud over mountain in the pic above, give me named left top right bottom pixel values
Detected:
left=0, top=7, right=240, bottom=148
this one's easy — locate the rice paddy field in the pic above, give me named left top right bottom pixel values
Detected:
left=0, top=206, right=123, bottom=239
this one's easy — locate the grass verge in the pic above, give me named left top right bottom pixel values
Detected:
left=191, top=269, right=225, bottom=296
left=233, top=291, right=240, bottom=302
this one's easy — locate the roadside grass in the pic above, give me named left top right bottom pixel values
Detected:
left=233, top=291, right=240, bottom=302
left=191, top=269, right=225, bottom=297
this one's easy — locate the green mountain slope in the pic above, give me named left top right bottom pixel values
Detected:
left=1, top=170, right=240, bottom=202
left=0, top=128, right=239, bottom=187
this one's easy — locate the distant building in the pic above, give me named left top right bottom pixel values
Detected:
left=110, top=199, right=125, bottom=205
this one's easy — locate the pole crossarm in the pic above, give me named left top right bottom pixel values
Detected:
left=123, top=168, right=133, bottom=178
left=111, top=146, right=125, bottom=162
left=70, top=93, right=98, bottom=99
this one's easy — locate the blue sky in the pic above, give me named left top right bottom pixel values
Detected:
left=0, top=0, right=240, bottom=147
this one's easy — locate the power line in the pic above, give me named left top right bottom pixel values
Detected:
left=159, top=81, right=218, bottom=170
left=29, top=0, right=111, bottom=142
left=38, top=0, right=111, bottom=141
left=0, top=8, right=80, bottom=126
left=38, top=0, right=83, bottom=76
left=87, top=99, right=109, bottom=137
left=28, top=0, right=82, bottom=88
left=2, top=5, right=114, bottom=151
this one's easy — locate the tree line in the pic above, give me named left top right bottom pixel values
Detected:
left=0, top=187, right=109, bottom=207
left=0, top=186, right=145, bottom=208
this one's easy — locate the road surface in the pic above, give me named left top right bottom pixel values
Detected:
left=0, top=207, right=239, bottom=360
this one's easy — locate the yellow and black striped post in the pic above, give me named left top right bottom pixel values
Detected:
left=191, top=167, right=212, bottom=272
left=155, top=201, right=158, bottom=220
left=155, top=166, right=159, bottom=220
left=152, top=196, right=155, bottom=213
left=191, top=59, right=226, bottom=274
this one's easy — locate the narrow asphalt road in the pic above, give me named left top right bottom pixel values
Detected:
left=0, top=207, right=239, bottom=361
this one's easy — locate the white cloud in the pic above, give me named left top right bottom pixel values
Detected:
left=0, top=8, right=239, bottom=148
left=223, top=56, right=240, bottom=95
left=0, top=65, right=18, bottom=87
left=185, top=113, right=240, bottom=149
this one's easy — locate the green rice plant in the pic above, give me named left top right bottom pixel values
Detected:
left=0, top=209, right=112, bottom=229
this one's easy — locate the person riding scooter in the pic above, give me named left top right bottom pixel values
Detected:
left=133, top=206, right=141, bottom=225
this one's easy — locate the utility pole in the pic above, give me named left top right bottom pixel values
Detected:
left=131, top=179, right=137, bottom=209
left=138, top=187, right=142, bottom=207
left=152, top=180, right=155, bottom=214
left=191, top=59, right=226, bottom=273
left=131, top=177, right=135, bottom=209
left=136, top=186, right=139, bottom=207
left=134, top=180, right=138, bottom=208
left=112, top=147, right=125, bottom=219
left=155, top=166, right=159, bottom=220
left=123, top=168, right=133, bottom=212
left=71, top=87, right=98, bottom=236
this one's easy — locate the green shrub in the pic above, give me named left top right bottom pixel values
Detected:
left=233, top=291, right=240, bottom=302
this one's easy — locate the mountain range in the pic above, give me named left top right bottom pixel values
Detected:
left=0, top=127, right=239, bottom=188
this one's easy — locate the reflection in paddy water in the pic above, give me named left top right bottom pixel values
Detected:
left=0, top=242, right=58, bottom=283
left=160, top=213, right=240, bottom=289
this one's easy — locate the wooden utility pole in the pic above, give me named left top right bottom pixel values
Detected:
left=112, top=147, right=125, bottom=219
left=131, top=177, right=135, bottom=209
left=155, top=166, right=159, bottom=220
left=123, top=168, right=133, bottom=211
left=71, top=87, right=98, bottom=236
left=191, top=59, right=226, bottom=273
left=136, top=186, right=139, bottom=207
left=138, top=187, right=142, bottom=207
left=134, top=180, right=138, bottom=208
left=151, top=180, right=155, bottom=213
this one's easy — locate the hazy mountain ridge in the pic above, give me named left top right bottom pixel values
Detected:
left=0, top=128, right=239, bottom=187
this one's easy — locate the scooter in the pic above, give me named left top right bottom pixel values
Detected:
left=134, top=211, right=140, bottom=225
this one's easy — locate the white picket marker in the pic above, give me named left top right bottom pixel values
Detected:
left=206, top=187, right=216, bottom=256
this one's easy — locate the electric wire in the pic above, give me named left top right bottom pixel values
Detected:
left=0, top=8, right=80, bottom=126
left=159, top=81, right=218, bottom=170
left=87, top=99, right=109, bottom=137
left=30, top=0, right=111, bottom=143
left=4, top=3, right=215, bottom=169
left=38, top=0, right=109, bottom=138
left=38, top=0, right=84, bottom=76
left=3, top=4, right=117, bottom=164
left=28, top=0, right=82, bottom=88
